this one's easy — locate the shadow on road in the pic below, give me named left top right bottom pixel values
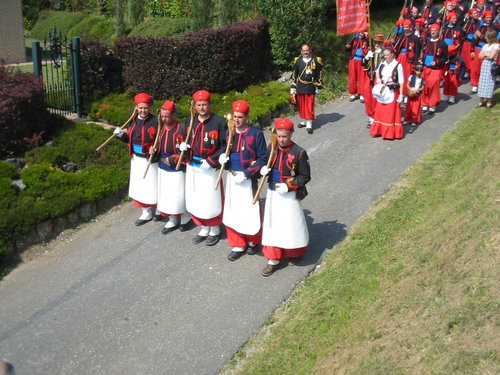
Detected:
left=298, top=209, right=347, bottom=267
left=313, top=112, right=346, bottom=130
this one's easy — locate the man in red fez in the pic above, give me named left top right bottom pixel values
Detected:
left=291, top=44, right=324, bottom=134
left=345, top=34, right=369, bottom=104
left=361, top=33, right=385, bottom=125
left=421, top=24, right=448, bottom=115
left=218, top=100, right=267, bottom=261
left=394, top=18, right=421, bottom=101
left=114, top=93, right=159, bottom=225
left=179, top=90, right=227, bottom=246
left=259, top=118, right=311, bottom=277
left=149, top=100, right=192, bottom=234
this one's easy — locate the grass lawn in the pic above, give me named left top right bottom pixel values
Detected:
left=221, top=93, right=500, bottom=374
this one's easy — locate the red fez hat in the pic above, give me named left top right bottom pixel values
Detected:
left=476, top=0, right=484, bottom=4
left=396, top=19, right=404, bottom=26
left=161, top=100, right=176, bottom=112
left=192, top=90, right=211, bottom=102
left=483, top=10, right=493, bottom=18
left=134, top=92, right=152, bottom=105
left=232, top=99, right=250, bottom=114
left=430, top=23, right=440, bottom=31
left=401, top=7, right=410, bottom=15
left=274, top=118, right=294, bottom=131
left=448, top=44, right=458, bottom=54
left=383, top=39, right=393, bottom=47
left=415, top=18, right=425, bottom=26
left=373, top=33, right=384, bottom=42
left=403, top=19, right=412, bottom=26
left=468, top=8, right=477, bottom=16
left=446, top=12, right=458, bottom=21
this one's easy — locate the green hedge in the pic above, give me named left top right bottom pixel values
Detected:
left=0, top=122, right=130, bottom=265
left=128, top=17, right=191, bottom=38
left=67, top=14, right=116, bottom=44
left=90, top=81, right=290, bottom=127
left=30, top=11, right=87, bottom=41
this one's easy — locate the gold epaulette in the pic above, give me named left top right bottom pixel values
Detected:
left=293, top=56, right=299, bottom=64
left=316, top=56, right=324, bottom=65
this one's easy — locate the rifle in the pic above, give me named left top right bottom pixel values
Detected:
left=95, top=109, right=138, bottom=152
left=214, top=114, right=234, bottom=190
left=175, top=101, right=196, bottom=171
left=252, top=128, right=278, bottom=205
left=143, top=109, right=162, bottom=178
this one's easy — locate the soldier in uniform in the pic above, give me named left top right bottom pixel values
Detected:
left=153, top=100, right=192, bottom=234
left=179, top=90, right=227, bottom=246
left=362, top=33, right=385, bottom=126
left=219, top=100, right=267, bottom=261
left=114, top=93, right=158, bottom=226
left=291, top=44, right=324, bottom=134
left=345, top=33, right=369, bottom=103
left=259, top=118, right=311, bottom=277
left=421, top=23, right=449, bottom=115
left=394, top=19, right=422, bottom=101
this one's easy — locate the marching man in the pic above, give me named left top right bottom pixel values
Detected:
left=259, top=118, right=311, bottom=277
left=153, top=100, right=192, bottom=234
left=291, top=44, right=324, bottom=134
left=219, top=100, right=267, bottom=261
left=179, top=90, right=227, bottom=246
left=114, top=93, right=158, bottom=226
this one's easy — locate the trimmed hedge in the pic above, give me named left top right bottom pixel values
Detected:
left=0, top=65, right=52, bottom=158
left=89, top=80, right=290, bottom=127
left=114, top=18, right=273, bottom=99
left=30, top=11, right=87, bottom=41
left=80, top=39, right=123, bottom=110
left=0, top=121, right=130, bottom=265
left=128, top=17, right=191, bottom=38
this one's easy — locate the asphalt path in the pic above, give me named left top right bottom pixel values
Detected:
left=0, top=85, right=479, bottom=374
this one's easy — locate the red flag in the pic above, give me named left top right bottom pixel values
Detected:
left=337, top=0, right=368, bottom=36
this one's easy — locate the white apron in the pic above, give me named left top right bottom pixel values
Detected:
left=222, top=173, right=261, bottom=235
left=157, top=169, right=186, bottom=215
left=129, top=155, right=158, bottom=205
left=262, top=189, right=309, bottom=248
left=185, top=163, right=222, bottom=219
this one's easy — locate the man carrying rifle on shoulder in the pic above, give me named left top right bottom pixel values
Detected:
left=179, top=90, right=227, bottom=247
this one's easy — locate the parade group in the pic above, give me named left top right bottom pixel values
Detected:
left=343, top=0, right=499, bottom=139
left=110, top=0, right=499, bottom=277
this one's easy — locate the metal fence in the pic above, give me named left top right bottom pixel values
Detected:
left=32, top=28, right=82, bottom=117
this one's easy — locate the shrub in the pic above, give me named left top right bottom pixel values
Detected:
left=0, top=65, right=52, bottom=158
left=0, top=162, right=16, bottom=179
left=128, top=17, right=191, bottom=38
left=80, top=39, right=123, bottom=110
left=114, top=18, right=273, bottom=99
left=30, top=11, right=87, bottom=41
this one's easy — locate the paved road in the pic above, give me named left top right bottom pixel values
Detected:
left=0, top=87, right=478, bottom=374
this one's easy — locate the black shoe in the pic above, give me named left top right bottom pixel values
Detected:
left=205, top=234, right=220, bottom=246
left=161, top=224, right=179, bottom=235
left=306, top=128, right=313, bottom=134
left=297, top=123, right=306, bottom=128
left=227, top=250, right=246, bottom=261
left=288, top=257, right=302, bottom=266
left=246, top=244, right=260, bottom=255
left=192, top=235, right=207, bottom=244
left=135, top=218, right=152, bottom=226
left=428, top=110, right=435, bottom=116
left=261, top=264, right=279, bottom=277
left=153, top=214, right=164, bottom=222
left=179, top=219, right=193, bottom=232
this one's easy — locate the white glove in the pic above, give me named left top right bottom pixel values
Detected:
left=290, top=88, right=296, bottom=95
left=179, top=142, right=190, bottom=152
left=200, top=159, right=211, bottom=171
left=275, top=183, right=289, bottom=194
left=113, top=127, right=124, bottom=137
left=218, top=154, right=229, bottom=165
left=365, top=50, right=374, bottom=59
left=315, top=89, right=321, bottom=95
left=260, top=166, right=270, bottom=176
left=233, top=171, right=247, bottom=184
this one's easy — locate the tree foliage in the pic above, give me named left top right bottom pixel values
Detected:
left=256, top=0, right=330, bottom=69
